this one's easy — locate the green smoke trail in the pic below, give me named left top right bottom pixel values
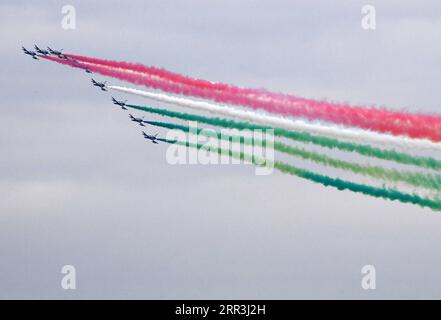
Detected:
left=145, top=120, right=441, bottom=191
left=127, top=104, right=441, bottom=171
left=157, top=137, right=441, bottom=212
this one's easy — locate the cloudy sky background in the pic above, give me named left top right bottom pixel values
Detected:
left=1, top=0, right=441, bottom=298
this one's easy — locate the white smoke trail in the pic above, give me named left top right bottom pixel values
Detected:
left=108, top=85, right=441, bottom=151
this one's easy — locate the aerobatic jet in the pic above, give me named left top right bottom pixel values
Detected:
left=47, top=46, right=63, bottom=56
left=22, top=47, right=38, bottom=60
left=91, top=78, right=107, bottom=91
left=112, top=97, right=128, bottom=110
left=47, top=46, right=71, bottom=60
left=34, top=45, right=49, bottom=55
left=129, top=114, right=145, bottom=126
left=142, top=131, right=159, bottom=144
left=85, top=68, right=92, bottom=74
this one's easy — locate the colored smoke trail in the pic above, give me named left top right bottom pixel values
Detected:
left=127, top=104, right=441, bottom=170
left=38, top=55, right=441, bottom=163
left=144, top=119, right=441, bottom=191
left=41, top=55, right=221, bottom=100
left=64, top=53, right=441, bottom=142
left=109, top=85, right=441, bottom=151
left=39, top=54, right=89, bottom=70
left=35, top=52, right=441, bottom=212
left=157, top=137, right=441, bottom=212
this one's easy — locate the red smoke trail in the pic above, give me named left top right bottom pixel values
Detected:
left=42, top=55, right=281, bottom=104
left=58, top=54, right=441, bottom=142
left=65, top=54, right=247, bottom=94
left=39, top=55, right=90, bottom=70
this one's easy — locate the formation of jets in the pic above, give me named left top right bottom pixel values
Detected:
left=22, top=44, right=78, bottom=63
left=24, top=45, right=92, bottom=73
left=22, top=45, right=159, bottom=143
left=113, top=99, right=159, bottom=143
left=91, top=80, right=160, bottom=141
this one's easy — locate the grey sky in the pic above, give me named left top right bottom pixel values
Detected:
left=0, top=1, right=440, bottom=299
